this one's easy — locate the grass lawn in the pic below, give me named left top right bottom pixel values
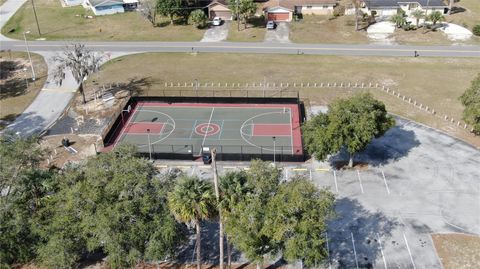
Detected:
left=0, top=51, right=48, bottom=129
left=290, top=15, right=370, bottom=44
left=0, top=0, right=7, bottom=6
left=447, top=0, right=480, bottom=30
left=226, top=17, right=266, bottom=42
left=432, top=234, right=480, bottom=269
left=88, top=52, right=480, bottom=146
left=1, top=0, right=205, bottom=41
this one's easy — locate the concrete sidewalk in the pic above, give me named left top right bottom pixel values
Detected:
left=0, top=0, right=27, bottom=41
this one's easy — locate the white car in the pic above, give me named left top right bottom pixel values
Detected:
left=212, top=17, right=222, bottom=26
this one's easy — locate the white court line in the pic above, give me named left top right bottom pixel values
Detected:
left=114, top=109, right=137, bottom=148
left=377, top=234, right=388, bottom=269
left=326, top=232, right=332, bottom=269
left=200, top=107, right=215, bottom=155
left=159, top=121, right=166, bottom=136
left=403, top=232, right=416, bottom=269
left=381, top=170, right=391, bottom=195
left=289, top=108, right=294, bottom=155
left=333, top=170, right=339, bottom=193
left=351, top=232, right=359, bottom=269
left=357, top=170, right=364, bottom=194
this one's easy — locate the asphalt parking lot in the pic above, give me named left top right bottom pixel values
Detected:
left=156, top=117, right=480, bottom=268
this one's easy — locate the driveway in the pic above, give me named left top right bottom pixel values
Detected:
left=264, top=22, right=290, bottom=43
left=201, top=22, right=229, bottom=42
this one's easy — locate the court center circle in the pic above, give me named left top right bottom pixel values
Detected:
left=195, top=123, right=220, bottom=136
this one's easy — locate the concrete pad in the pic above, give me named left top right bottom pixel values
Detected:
left=264, top=22, right=290, bottom=43
left=201, top=22, right=229, bottom=42
left=439, top=22, right=473, bottom=41
left=367, top=21, right=396, bottom=45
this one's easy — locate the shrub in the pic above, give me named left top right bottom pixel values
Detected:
left=333, top=5, right=345, bottom=17
left=473, top=25, right=480, bottom=36
left=188, top=9, right=208, bottom=29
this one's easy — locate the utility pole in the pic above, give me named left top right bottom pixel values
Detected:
left=212, top=148, right=224, bottom=269
left=31, top=0, right=41, bottom=36
left=236, top=0, right=240, bottom=31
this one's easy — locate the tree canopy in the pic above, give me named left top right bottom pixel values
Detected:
left=0, top=134, right=52, bottom=267
left=303, top=92, right=395, bottom=167
left=460, top=73, right=480, bottom=134
left=222, top=160, right=335, bottom=267
left=0, top=142, right=187, bottom=269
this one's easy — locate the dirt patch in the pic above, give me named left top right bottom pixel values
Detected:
left=40, top=134, right=101, bottom=168
left=432, top=233, right=480, bottom=269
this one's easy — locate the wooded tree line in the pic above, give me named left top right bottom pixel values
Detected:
left=0, top=137, right=335, bottom=269
left=139, top=0, right=257, bottom=29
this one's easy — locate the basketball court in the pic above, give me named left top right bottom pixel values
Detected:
left=105, top=99, right=304, bottom=160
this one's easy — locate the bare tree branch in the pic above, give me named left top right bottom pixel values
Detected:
left=53, top=44, right=104, bottom=103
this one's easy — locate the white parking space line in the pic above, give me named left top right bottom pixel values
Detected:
left=381, top=170, right=391, bottom=195
left=377, top=234, right=388, bottom=269
left=333, top=170, right=339, bottom=193
left=357, top=170, right=364, bottom=194
left=403, top=232, right=416, bottom=269
left=351, top=232, right=359, bottom=269
left=309, top=169, right=312, bottom=180
left=326, top=232, right=332, bottom=269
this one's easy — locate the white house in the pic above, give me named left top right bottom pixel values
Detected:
left=83, top=0, right=138, bottom=15
left=360, top=0, right=447, bottom=16
left=263, top=0, right=338, bottom=22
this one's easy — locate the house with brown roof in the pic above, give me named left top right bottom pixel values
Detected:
left=207, top=0, right=233, bottom=20
left=263, top=0, right=338, bottom=22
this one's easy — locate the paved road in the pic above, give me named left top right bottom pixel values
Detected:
left=3, top=40, right=479, bottom=57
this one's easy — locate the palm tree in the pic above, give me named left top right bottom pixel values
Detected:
left=390, top=14, right=407, bottom=28
left=168, top=177, right=216, bottom=269
left=427, top=11, right=445, bottom=26
left=219, top=171, right=250, bottom=268
left=411, top=9, right=424, bottom=27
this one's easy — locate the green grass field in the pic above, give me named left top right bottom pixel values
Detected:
left=0, top=51, right=47, bottom=128
left=1, top=0, right=205, bottom=41
left=87, top=52, right=480, bottom=145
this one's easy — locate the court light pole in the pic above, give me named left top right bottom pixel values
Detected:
left=146, top=128, right=152, bottom=160
left=272, top=136, right=276, bottom=166
left=23, top=31, right=36, bottom=81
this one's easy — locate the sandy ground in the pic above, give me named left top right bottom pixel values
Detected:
left=40, top=134, right=101, bottom=168
left=439, top=23, right=473, bottom=41
left=432, top=234, right=480, bottom=269
left=367, top=21, right=396, bottom=44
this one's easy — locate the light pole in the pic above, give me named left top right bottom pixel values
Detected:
left=272, top=136, right=276, bottom=166
left=23, top=31, right=36, bottom=81
left=23, top=68, right=29, bottom=87
left=146, top=128, right=152, bottom=160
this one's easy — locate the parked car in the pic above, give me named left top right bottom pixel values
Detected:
left=212, top=17, right=222, bottom=26
left=266, top=20, right=276, bottom=30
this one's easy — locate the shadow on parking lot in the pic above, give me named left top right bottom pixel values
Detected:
left=328, top=198, right=400, bottom=268
left=330, top=125, right=420, bottom=167
left=175, top=221, right=242, bottom=264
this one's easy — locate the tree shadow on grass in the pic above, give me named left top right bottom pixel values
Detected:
left=329, top=125, right=420, bottom=168
left=89, top=76, right=153, bottom=101
left=174, top=221, right=242, bottom=265
left=327, top=198, right=400, bottom=268
left=0, top=60, right=23, bottom=80
left=0, top=78, right=29, bottom=99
